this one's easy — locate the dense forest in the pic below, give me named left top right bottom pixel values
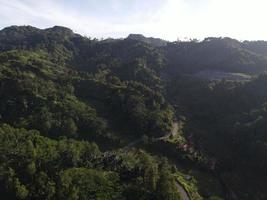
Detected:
left=2, top=25, right=267, bottom=199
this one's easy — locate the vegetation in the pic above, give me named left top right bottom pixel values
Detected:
left=2, top=25, right=267, bottom=199
left=0, top=124, right=182, bottom=200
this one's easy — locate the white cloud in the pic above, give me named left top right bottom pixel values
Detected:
left=155, top=0, right=267, bottom=40
left=0, top=0, right=267, bottom=40
left=0, top=0, right=167, bottom=38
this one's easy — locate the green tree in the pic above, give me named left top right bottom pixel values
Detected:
left=61, top=118, right=77, bottom=137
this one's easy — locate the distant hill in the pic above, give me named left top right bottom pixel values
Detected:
left=127, top=33, right=168, bottom=47
left=164, top=37, right=267, bottom=75
left=242, top=40, right=267, bottom=57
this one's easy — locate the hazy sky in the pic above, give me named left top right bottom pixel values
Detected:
left=1, top=0, right=267, bottom=41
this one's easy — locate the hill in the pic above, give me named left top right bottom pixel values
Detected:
left=127, top=34, right=168, bottom=47
left=2, top=25, right=267, bottom=199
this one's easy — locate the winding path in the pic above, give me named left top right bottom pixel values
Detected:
left=123, top=122, right=191, bottom=200
left=156, top=122, right=179, bottom=141
left=123, top=138, right=142, bottom=150
left=175, top=180, right=191, bottom=200
left=124, top=122, right=179, bottom=149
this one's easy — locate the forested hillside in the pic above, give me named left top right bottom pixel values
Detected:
left=2, top=25, right=267, bottom=199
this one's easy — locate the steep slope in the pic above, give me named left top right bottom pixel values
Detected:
left=164, top=37, right=267, bottom=75
left=242, top=40, right=267, bottom=57
left=0, top=26, right=174, bottom=143
left=167, top=73, right=267, bottom=199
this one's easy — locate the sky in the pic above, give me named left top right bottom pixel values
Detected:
left=1, top=0, right=267, bottom=41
